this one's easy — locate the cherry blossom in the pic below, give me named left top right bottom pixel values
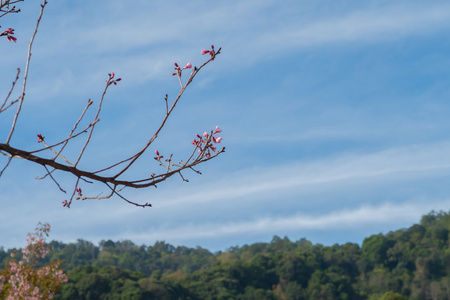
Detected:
left=201, top=45, right=216, bottom=60
left=213, top=126, right=222, bottom=134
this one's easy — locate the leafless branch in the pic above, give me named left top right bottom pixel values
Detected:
left=0, top=0, right=225, bottom=208
left=6, top=0, right=47, bottom=144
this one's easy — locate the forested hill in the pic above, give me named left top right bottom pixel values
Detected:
left=1, top=210, right=449, bottom=299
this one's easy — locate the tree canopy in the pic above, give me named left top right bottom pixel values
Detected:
left=2, top=210, right=449, bottom=299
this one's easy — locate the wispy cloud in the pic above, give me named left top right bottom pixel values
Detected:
left=257, top=3, right=450, bottom=51
left=111, top=200, right=450, bottom=248
left=2, top=141, right=450, bottom=250
left=5, top=1, right=450, bottom=102
left=145, top=141, right=450, bottom=209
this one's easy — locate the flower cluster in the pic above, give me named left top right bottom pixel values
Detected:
left=192, top=126, right=222, bottom=158
left=0, top=223, right=68, bottom=299
left=201, top=45, right=216, bottom=61
left=63, top=187, right=83, bottom=206
left=172, top=62, right=192, bottom=77
left=1, top=28, right=17, bottom=42
left=108, top=72, right=122, bottom=86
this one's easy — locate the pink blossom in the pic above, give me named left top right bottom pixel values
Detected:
left=202, top=132, right=208, bottom=137
left=206, top=153, right=211, bottom=158
left=184, top=62, right=192, bottom=69
left=213, top=136, right=222, bottom=143
left=201, top=45, right=216, bottom=60
left=213, top=126, right=222, bottom=134
left=211, top=146, right=217, bottom=152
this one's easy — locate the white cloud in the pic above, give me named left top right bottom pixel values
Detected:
left=116, top=200, right=450, bottom=245
left=145, top=141, right=450, bottom=209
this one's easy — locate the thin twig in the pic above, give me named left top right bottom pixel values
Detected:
left=0, top=68, right=20, bottom=113
left=6, top=0, right=47, bottom=144
left=0, top=156, right=12, bottom=178
left=44, top=165, right=66, bottom=193
left=74, top=78, right=111, bottom=167
left=107, top=183, right=152, bottom=207
left=54, top=99, right=93, bottom=160
left=41, top=140, right=74, bottom=166
left=29, top=120, right=98, bottom=154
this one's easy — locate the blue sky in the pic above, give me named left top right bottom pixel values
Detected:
left=1, top=0, right=450, bottom=252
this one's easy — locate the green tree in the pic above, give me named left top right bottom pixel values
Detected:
left=379, top=291, right=407, bottom=300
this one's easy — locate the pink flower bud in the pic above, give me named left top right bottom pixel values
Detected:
left=184, top=62, right=192, bottom=69
left=201, top=49, right=210, bottom=55
left=37, top=133, right=44, bottom=143
left=154, top=150, right=163, bottom=160
left=213, top=136, right=222, bottom=143
left=203, top=132, right=208, bottom=137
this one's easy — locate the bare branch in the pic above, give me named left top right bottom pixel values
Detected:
left=0, top=0, right=225, bottom=208
left=6, top=0, right=48, bottom=144
left=0, top=142, right=225, bottom=189
left=112, top=49, right=221, bottom=180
